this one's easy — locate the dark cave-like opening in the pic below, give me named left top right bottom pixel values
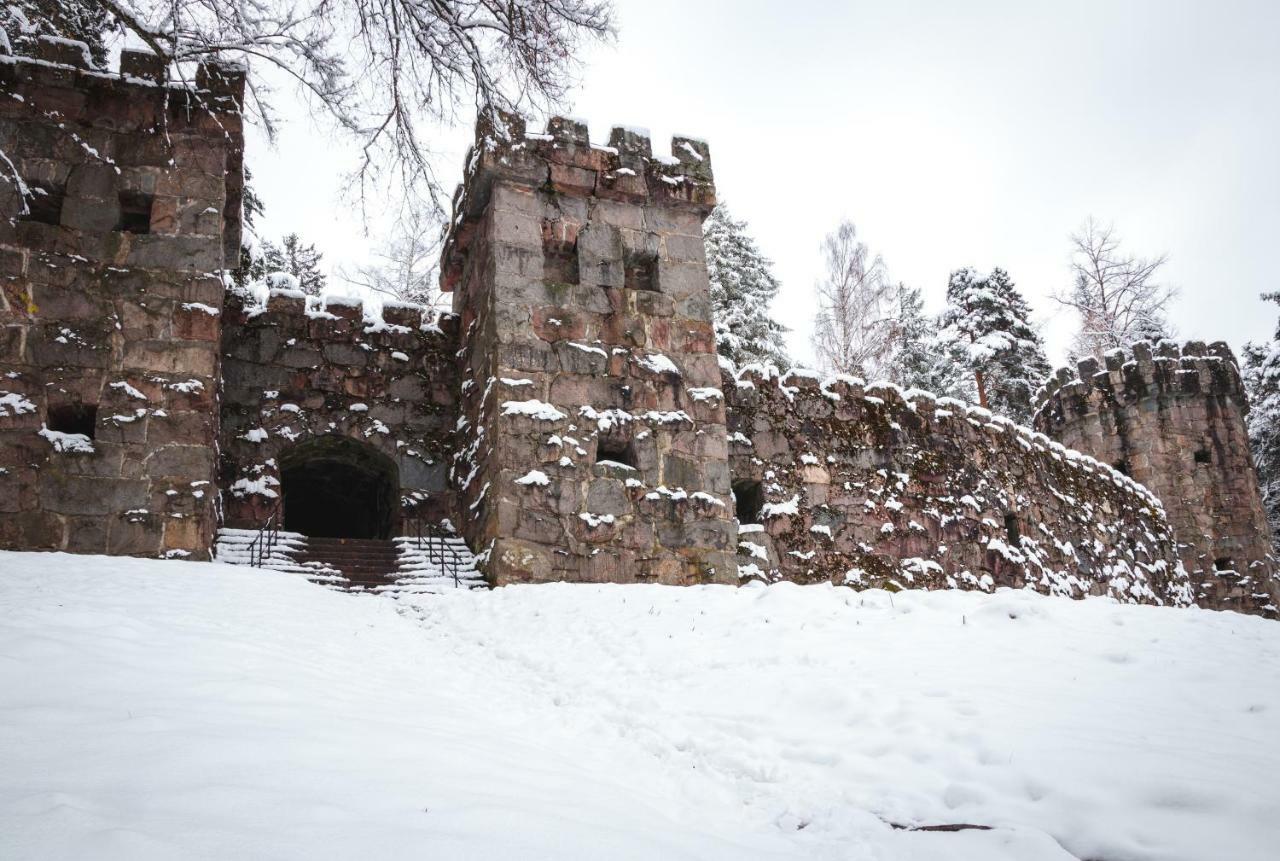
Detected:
left=280, top=436, right=398, bottom=539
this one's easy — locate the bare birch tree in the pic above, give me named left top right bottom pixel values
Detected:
left=343, top=204, right=444, bottom=310
left=812, top=220, right=894, bottom=378
left=1056, top=217, right=1176, bottom=361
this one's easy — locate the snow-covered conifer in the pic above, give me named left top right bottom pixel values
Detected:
left=1242, top=293, right=1280, bottom=546
left=704, top=205, right=789, bottom=370
left=939, top=267, right=1051, bottom=422
left=885, top=284, right=975, bottom=401
left=264, top=234, right=327, bottom=296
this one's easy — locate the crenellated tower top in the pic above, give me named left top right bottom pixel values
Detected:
left=440, top=110, right=715, bottom=293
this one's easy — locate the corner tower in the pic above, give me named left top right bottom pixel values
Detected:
left=0, top=38, right=243, bottom=559
left=1035, top=341, right=1279, bottom=616
left=442, top=111, right=735, bottom=584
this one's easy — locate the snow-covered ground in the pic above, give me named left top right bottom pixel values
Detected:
left=2, top=552, right=1278, bottom=861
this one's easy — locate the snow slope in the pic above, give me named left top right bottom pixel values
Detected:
left=1, top=551, right=1278, bottom=861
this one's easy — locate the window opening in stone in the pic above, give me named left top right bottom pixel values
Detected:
left=733, top=480, right=764, bottom=525
left=117, top=190, right=153, bottom=234
left=47, top=403, right=97, bottom=439
left=18, top=182, right=64, bottom=226
left=1004, top=513, right=1022, bottom=547
left=542, top=221, right=579, bottom=285
left=1194, top=448, right=1212, bottom=465
left=596, top=437, right=636, bottom=470
left=1112, top=459, right=1130, bottom=476
left=1214, top=557, right=1235, bottom=571
left=623, top=251, right=658, bottom=292
left=280, top=436, right=399, bottom=539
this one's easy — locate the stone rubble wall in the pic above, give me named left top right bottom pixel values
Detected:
left=1034, top=340, right=1279, bottom=616
left=218, top=291, right=460, bottom=531
left=0, top=44, right=242, bottom=559
left=724, top=364, right=1192, bottom=607
left=445, top=111, right=737, bottom=585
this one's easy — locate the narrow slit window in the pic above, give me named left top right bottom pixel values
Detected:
left=733, top=480, right=764, bottom=525
left=117, top=190, right=153, bottom=234
left=47, top=403, right=97, bottom=439
left=1112, top=459, right=1130, bottom=476
left=1004, top=513, right=1022, bottom=547
left=18, top=181, right=64, bottom=226
left=1214, top=557, right=1235, bottom=571
left=1194, top=448, right=1212, bottom=465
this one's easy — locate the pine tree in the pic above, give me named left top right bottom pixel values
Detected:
left=1242, top=293, right=1280, bottom=547
left=3, top=1, right=117, bottom=67
left=885, top=284, right=976, bottom=401
left=939, top=267, right=1051, bottom=423
left=703, top=205, right=789, bottom=370
left=263, top=233, right=326, bottom=296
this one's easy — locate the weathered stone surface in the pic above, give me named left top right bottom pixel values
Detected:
left=1035, top=342, right=1279, bottom=616
left=0, top=53, right=235, bottom=560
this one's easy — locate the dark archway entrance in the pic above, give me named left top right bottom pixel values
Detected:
left=280, top=436, right=399, bottom=539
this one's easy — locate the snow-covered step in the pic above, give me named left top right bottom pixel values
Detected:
left=214, top=528, right=483, bottom=594
left=214, top=528, right=344, bottom=583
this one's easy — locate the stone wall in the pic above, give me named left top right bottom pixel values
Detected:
left=724, top=365, right=1192, bottom=607
left=218, top=290, right=460, bottom=532
left=442, top=112, right=737, bottom=585
left=0, top=43, right=242, bottom=559
left=1034, top=341, right=1279, bottom=616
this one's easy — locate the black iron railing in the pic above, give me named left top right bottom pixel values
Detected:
left=246, top=503, right=282, bottom=568
left=410, top=515, right=460, bottom=588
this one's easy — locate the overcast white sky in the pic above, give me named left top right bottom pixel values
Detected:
left=250, top=0, right=1280, bottom=367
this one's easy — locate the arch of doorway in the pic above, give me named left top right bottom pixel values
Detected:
left=278, top=435, right=400, bottom=539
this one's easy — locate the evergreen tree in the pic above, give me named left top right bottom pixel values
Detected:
left=2, top=1, right=117, bottom=67
left=1242, top=293, right=1280, bottom=547
left=230, top=167, right=267, bottom=291
left=939, top=267, right=1051, bottom=423
left=703, top=205, right=789, bottom=370
left=885, top=284, right=976, bottom=401
left=264, top=233, right=326, bottom=295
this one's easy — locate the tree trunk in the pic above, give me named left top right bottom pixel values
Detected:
left=975, top=370, right=988, bottom=408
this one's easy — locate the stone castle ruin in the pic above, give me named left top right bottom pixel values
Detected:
left=1, top=42, right=1276, bottom=616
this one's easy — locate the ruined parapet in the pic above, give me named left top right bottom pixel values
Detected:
left=1034, top=341, right=1278, bottom=616
left=0, top=44, right=243, bottom=558
left=218, top=290, right=460, bottom=535
left=443, top=111, right=733, bottom=584
left=723, top=363, right=1191, bottom=606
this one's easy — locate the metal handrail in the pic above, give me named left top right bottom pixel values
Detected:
left=408, top=513, right=460, bottom=588
left=245, top=502, right=282, bottom=568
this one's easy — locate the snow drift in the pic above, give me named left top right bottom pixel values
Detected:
left=1, top=551, right=1277, bottom=860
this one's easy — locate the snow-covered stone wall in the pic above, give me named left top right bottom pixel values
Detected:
left=1035, top=340, right=1279, bottom=616
left=0, top=45, right=243, bottom=559
left=218, top=291, right=460, bottom=531
left=724, top=365, right=1193, bottom=607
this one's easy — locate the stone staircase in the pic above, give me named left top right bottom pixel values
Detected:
left=214, top=528, right=483, bottom=594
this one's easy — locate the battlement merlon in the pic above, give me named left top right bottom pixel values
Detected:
left=1033, top=339, right=1246, bottom=421
left=439, top=109, right=715, bottom=292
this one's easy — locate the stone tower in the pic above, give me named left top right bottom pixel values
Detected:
left=1035, top=341, right=1279, bottom=615
left=0, top=40, right=243, bottom=559
left=441, top=111, right=737, bottom=585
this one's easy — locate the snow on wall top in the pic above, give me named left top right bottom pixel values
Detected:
left=732, top=362, right=1168, bottom=511
left=1033, top=339, right=1245, bottom=421
left=2, top=35, right=245, bottom=102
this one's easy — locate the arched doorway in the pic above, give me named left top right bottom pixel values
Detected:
left=279, top=436, right=399, bottom=539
